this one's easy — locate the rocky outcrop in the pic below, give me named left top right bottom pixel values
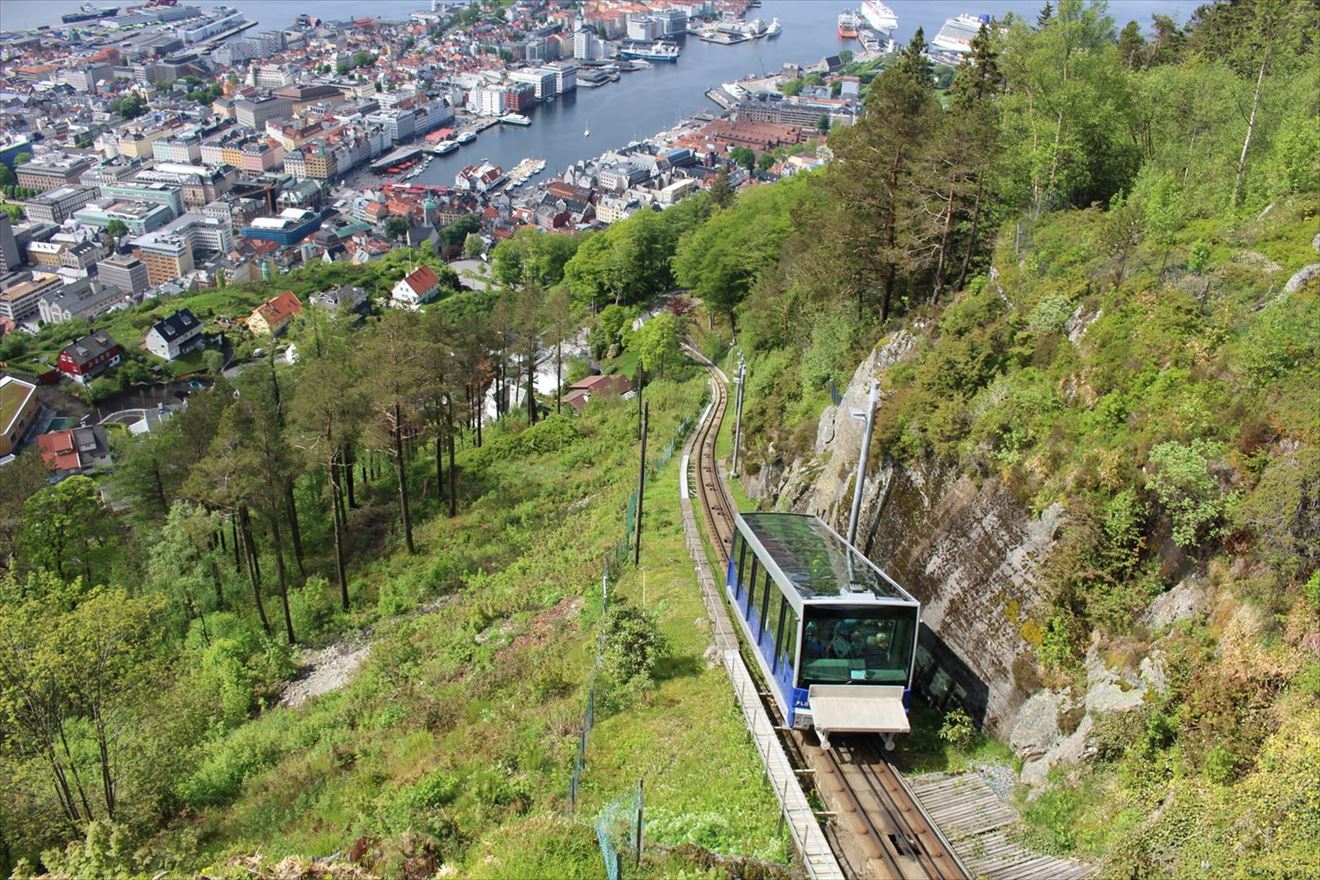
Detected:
left=758, top=336, right=1065, bottom=738
left=1283, top=263, right=1320, bottom=294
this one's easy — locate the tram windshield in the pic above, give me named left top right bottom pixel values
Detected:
left=799, top=605, right=916, bottom=686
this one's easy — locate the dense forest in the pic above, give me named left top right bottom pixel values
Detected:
left=0, top=0, right=1317, bottom=876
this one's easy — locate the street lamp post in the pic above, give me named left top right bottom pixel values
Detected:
left=846, top=378, right=880, bottom=548
left=730, top=352, right=746, bottom=477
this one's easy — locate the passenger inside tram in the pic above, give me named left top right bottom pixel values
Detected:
left=800, top=611, right=912, bottom=684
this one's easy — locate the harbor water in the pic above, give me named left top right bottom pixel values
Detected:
left=2, top=0, right=1205, bottom=185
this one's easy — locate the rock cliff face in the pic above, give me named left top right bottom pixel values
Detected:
left=751, top=335, right=1064, bottom=739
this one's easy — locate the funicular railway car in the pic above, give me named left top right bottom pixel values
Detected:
left=726, top=512, right=920, bottom=749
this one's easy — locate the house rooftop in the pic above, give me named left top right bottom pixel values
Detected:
left=0, top=375, right=38, bottom=439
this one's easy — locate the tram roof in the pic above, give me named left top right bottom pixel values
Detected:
left=736, top=512, right=917, bottom=605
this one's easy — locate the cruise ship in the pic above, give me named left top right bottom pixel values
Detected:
left=932, top=13, right=990, bottom=57
left=859, top=0, right=898, bottom=35
left=62, top=3, right=119, bottom=23
left=837, top=11, right=861, bottom=38
left=619, top=40, right=680, bottom=62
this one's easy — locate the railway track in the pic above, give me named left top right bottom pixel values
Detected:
left=685, top=345, right=968, bottom=880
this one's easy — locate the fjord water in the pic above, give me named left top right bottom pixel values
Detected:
left=1, top=0, right=1201, bottom=184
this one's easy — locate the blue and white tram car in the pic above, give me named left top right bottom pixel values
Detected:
left=725, top=512, right=921, bottom=749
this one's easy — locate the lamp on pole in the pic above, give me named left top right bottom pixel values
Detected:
left=730, top=351, right=746, bottom=478
left=846, top=378, right=880, bottom=548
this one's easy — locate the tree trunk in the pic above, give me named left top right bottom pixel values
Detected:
left=1232, top=45, right=1270, bottom=208
left=268, top=511, right=296, bottom=644
left=230, top=514, right=242, bottom=573
left=329, top=454, right=349, bottom=612
left=434, top=432, right=444, bottom=497
left=345, top=445, right=357, bottom=508
left=931, top=184, right=958, bottom=305
left=954, top=173, right=985, bottom=292
left=284, top=481, right=305, bottom=577
left=58, top=725, right=95, bottom=821
left=555, top=338, right=562, bottom=414
left=447, top=397, right=457, bottom=518
left=393, top=405, right=415, bottom=554
left=93, top=711, right=115, bottom=818
left=239, top=506, right=271, bottom=636
left=520, top=348, right=530, bottom=424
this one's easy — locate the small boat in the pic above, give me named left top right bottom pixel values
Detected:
left=437, top=141, right=458, bottom=155
left=457, top=131, right=476, bottom=144
left=837, top=11, right=860, bottom=38
left=584, top=117, right=590, bottom=138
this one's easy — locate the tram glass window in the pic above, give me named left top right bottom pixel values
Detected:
left=798, top=605, right=916, bottom=685
left=733, top=534, right=748, bottom=599
left=758, top=569, right=773, bottom=638
left=780, top=603, right=799, bottom=674
left=745, top=556, right=759, bottom=615
left=765, top=588, right=783, bottom=657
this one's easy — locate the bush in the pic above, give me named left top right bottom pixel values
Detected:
left=1145, top=440, right=1230, bottom=549
left=938, top=706, right=976, bottom=748
left=598, top=599, right=668, bottom=714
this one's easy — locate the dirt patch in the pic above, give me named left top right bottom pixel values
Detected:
left=498, top=596, right=585, bottom=659
left=279, top=637, right=372, bottom=709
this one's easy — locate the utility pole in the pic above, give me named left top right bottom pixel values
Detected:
left=730, top=352, right=746, bottom=477
left=633, top=400, right=649, bottom=566
left=846, top=379, right=880, bottom=548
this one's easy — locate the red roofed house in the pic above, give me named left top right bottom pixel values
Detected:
left=36, top=425, right=112, bottom=476
left=563, top=373, right=633, bottom=412
left=246, top=290, right=303, bottom=336
left=390, top=264, right=442, bottom=310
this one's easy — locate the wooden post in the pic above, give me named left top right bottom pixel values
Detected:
left=633, top=402, right=648, bottom=567
left=635, top=778, right=644, bottom=868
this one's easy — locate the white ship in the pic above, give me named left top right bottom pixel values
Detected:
left=932, top=13, right=989, bottom=56
left=860, top=0, right=898, bottom=35
left=766, top=17, right=782, bottom=37
left=500, top=113, right=531, bottom=126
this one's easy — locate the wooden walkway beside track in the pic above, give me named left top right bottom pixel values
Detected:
left=906, top=773, right=1096, bottom=880
left=678, top=358, right=845, bottom=880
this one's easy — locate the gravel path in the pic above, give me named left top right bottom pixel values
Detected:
left=278, top=639, right=372, bottom=709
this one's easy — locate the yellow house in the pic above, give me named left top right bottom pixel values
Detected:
left=246, top=290, right=303, bottom=337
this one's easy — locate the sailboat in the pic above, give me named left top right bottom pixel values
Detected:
left=584, top=116, right=590, bottom=138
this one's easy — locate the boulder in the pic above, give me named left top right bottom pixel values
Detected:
left=1284, top=263, right=1320, bottom=294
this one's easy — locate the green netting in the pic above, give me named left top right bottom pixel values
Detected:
left=596, top=783, right=643, bottom=880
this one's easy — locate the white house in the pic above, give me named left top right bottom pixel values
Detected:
left=390, top=264, right=442, bottom=310
left=144, top=308, right=204, bottom=361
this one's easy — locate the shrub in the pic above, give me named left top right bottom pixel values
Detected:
left=1145, top=440, right=1230, bottom=549
left=938, top=706, right=976, bottom=748
left=597, top=599, right=668, bottom=714
left=1027, top=293, right=1075, bottom=335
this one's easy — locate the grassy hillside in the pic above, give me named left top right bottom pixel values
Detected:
left=18, top=367, right=789, bottom=879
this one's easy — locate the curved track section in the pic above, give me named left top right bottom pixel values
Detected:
left=686, top=345, right=968, bottom=880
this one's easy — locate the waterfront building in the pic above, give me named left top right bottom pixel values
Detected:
left=548, top=61, right=577, bottom=93
left=509, top=68, right=559, bottom=100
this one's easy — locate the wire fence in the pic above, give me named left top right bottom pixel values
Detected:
left=565, top=407, right=699, bottom=877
